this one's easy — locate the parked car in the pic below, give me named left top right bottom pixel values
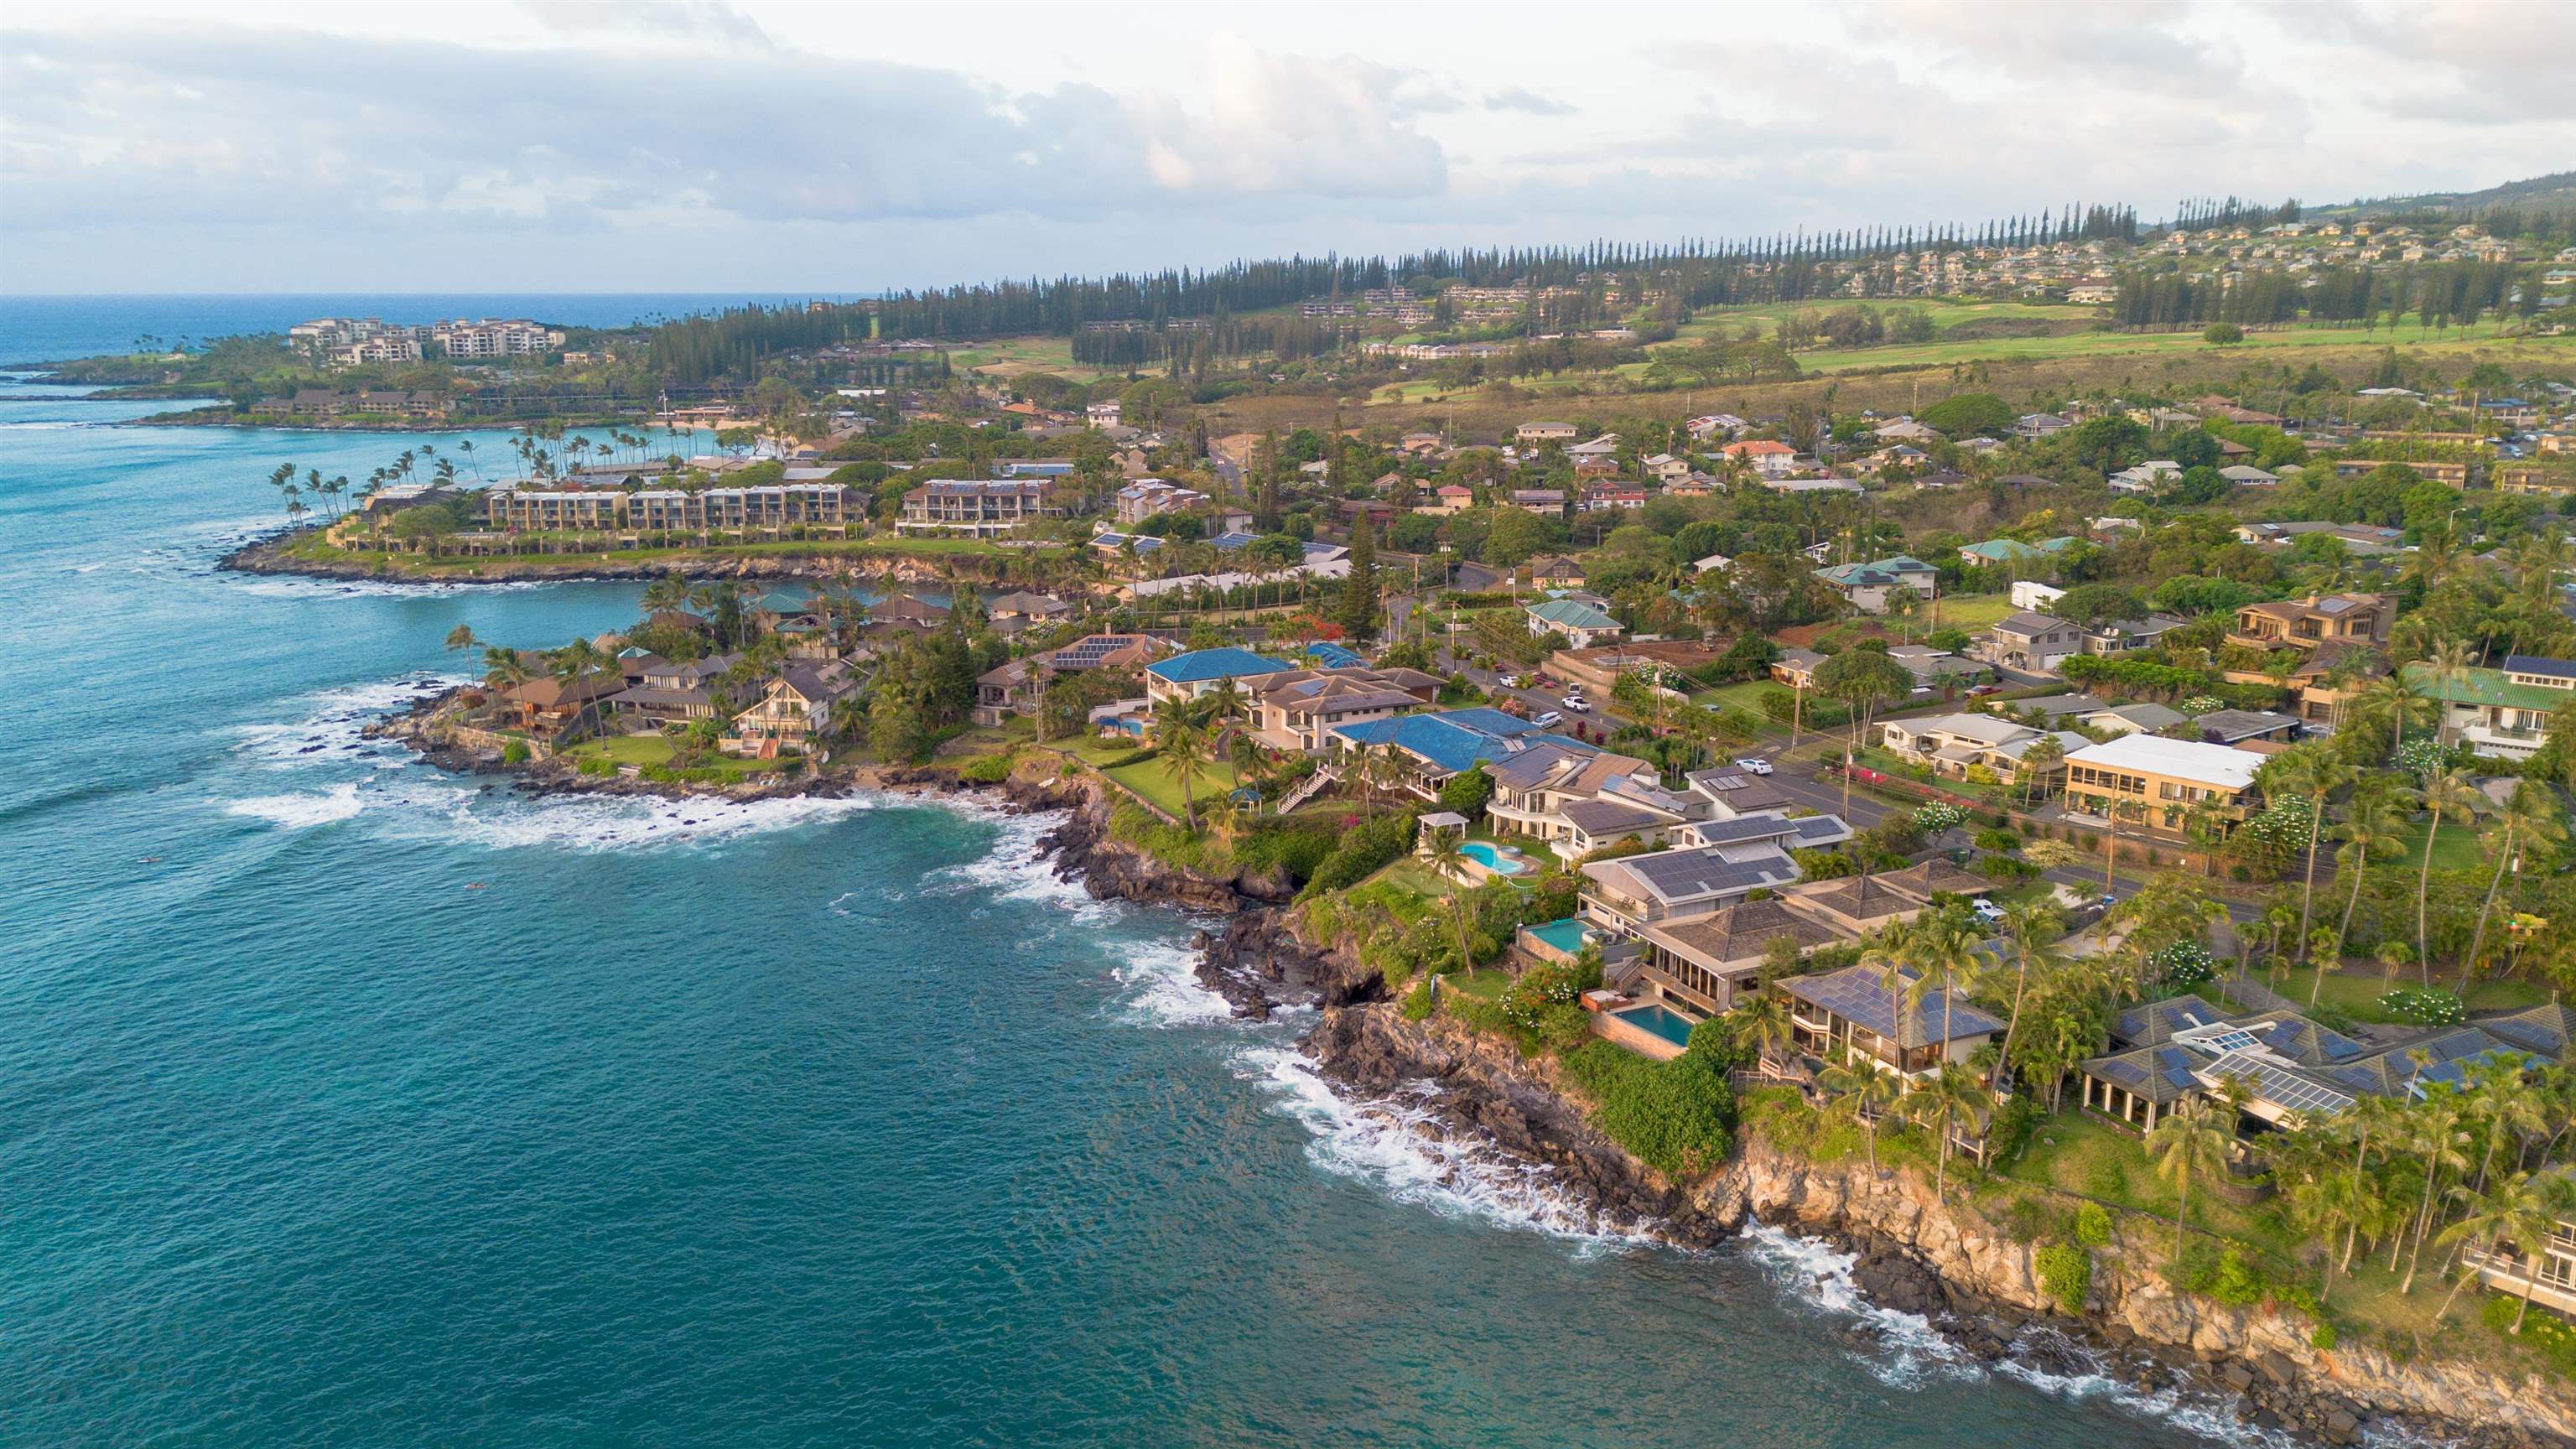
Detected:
left=1968, top=683, right=2001, bottom=697
left=1973, top=898, right=2007, bottom=924
left=1732, top=756, right=1774, bottom=776
left=1532, top=710, right=1564, bottom=729
left=1561, top=693, right=1590, bottom=713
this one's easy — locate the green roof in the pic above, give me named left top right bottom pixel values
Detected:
left=2403, top=662, right=2573, bottom=713
left=1961, top=536, right=2078, bottom=563
left=1528, top=597, right=1620, bottom=630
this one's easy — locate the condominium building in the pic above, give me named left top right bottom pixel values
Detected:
left=2060, top=734, right=2262, bottom=835
left=897, top=479, right=1065, bottom=537
left=431, top=319, right=566, bottom=359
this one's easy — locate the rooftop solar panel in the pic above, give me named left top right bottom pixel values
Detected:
left=2200, top=1049, right=2355, bottom=1116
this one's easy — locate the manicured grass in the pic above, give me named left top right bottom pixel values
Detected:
left=1103, top=756, right=1241, bottom=820
left=2248, top=963, right=2551, bottom=1023
left=2390, top=818, right=2484, bottom=872
left=1685, top=678, right=1784, bottom=717
left=1436, top=968, right=1510, bottom=1000
left=1928, top=594, right=2015, bottom=633
left=563, top=734, right=785, bottom=778
left=1364, top=856, right=1461, bottom=900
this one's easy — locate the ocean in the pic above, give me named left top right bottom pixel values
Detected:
left=0, top=361, right=2294, bottom=1445
left=0, top=293, right=844, bottom=365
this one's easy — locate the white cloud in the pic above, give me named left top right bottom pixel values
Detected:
left=0, top=0, right=2562, bottom=292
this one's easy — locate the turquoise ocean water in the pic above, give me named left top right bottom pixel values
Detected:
left=0, top=372, right=2294, bottom=1446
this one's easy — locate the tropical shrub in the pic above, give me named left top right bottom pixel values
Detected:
left=2035, top=1243, right=2092, bottom=1314
left=2381, top=988, right=2465, bottom=1026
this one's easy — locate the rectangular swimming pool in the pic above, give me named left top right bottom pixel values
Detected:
left=1613, top=1005, right=1699, bottom=1049
left=1526, top=917, right=1588, bottom=955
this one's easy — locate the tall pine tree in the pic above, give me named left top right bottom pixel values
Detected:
left=1337, top=516, right=1380, bottom=644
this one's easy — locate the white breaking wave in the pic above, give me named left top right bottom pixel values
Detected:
left=226, top=782, right=366, bottom=828
left=1108, top=938, right=1234, bottom=1027
left=1241, top=1046, right=1659, bottom=1248
left=1737, top=1223, right=1977, bottom=1389
left=1739, top=1223, right=2317, bottom=1447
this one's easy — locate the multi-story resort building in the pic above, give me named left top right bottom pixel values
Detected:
left=897, top=479, right=1066, bottom=538
left=481, top=484, right=851, bottom=535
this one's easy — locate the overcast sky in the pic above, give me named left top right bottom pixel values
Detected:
left=3, top=0, right=2568, bottom=295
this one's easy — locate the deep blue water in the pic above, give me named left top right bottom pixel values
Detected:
left=0, top=377, right=2288, bottom=1446
left=0, top=293, right=846, bottom=364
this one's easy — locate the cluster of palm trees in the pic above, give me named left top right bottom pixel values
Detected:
left=267, top=442, right=490, bottom=532
left=2254, top=695, right=2567, bottom=998
left=2250, top=1056, right=2576, bottom=1333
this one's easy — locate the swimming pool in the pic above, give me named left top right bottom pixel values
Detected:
left=1613, top=1005, right=1700, bottom=1049
left=1526, top=917, right=1589, bottom=955
left=1459, top=840, right=1529, bottom=875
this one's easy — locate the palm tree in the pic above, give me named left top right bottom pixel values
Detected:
left=2346, top=672, right=2435, bottom=763
left=1906, top=1063, right=1987, bottom=1202
left=1905, top=916, right=1983, bottom=1066
left=2399, top=1099, right=2470, bottom=1292
left=2420, top=639, right=2475, bottom=745
left=641, top=570, right=691, bottom=615
left=2415, top=767, right=2482, bottom=981
left=2436, top=1171, right=2571, bottom=1331
left=1728, top=990, right=1795, bottom=1072
left=2322, top=787, right=2407, bottom=1001
left=1161, top=719, right=1210, bottom=831
left=1818, top=1060, right=1901, bottom=1170
left=2465, top=783, right=2567, bottom=983
left=1990, top=902, right=2060, bottom=1093
left=444, top=625, right=479, bottom=653
left=1859, top=918, right=1919, bottom=1077
left=2270, top=747, right=2355, bottom=967
left=1422, top=827, right=1482, bottom=978
left=481, top=645, right=529, bottom=694
left=2145, top=1095, right=2233, bottom=1260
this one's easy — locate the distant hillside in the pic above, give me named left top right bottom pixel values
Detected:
left=2307, top=172, right=2576, bottom=221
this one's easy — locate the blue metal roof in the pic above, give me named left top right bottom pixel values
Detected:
left=1304, top=641, right=1366, bottom=669
left=1145, top=647, right=1296, bottom=684
left=1209, top=530, right=1262, bottom=551
left=1329, top=707, right=1587, bottom=776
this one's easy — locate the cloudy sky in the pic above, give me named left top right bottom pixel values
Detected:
left=2, top=0, right=2567, bottom=294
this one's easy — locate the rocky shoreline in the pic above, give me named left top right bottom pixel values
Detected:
left=366, top=699, right=2572, bottom=1448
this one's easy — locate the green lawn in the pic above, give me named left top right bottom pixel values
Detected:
left=1929, top=594, right=2015, bottom=633
left=1685, top=678, right=1784, bottom=717
left=2389, top=818, right=2484, bottom=872
left=2246, top=963, right=2550, bottom=1023
left=1104, top=756, right=1242, bottom=820
left=563, top=734, right=786, bottom=778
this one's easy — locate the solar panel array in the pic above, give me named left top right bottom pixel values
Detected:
left=1050, top=636, right=1144, bottom=670
left=1622, top=845, right=1797, bottom=900
left=2200, top=1050, right=2355, bottom=1116
left=1781, top=966, right=2004, bottom=1048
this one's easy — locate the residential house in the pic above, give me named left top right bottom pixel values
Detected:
left=987, top=591, right=1074, bottom=625
left=1576, top=829, right=1826, bottom=932
left=2014, top=412, right=2074, bottom=439
left=1781, top=859, right=1993, bottom=935
left=2081, top=701, right=2189, bottom=736
left=1976, top=610, right=2087, bottom=673
left=1564, top=434, right=1621, bottom=462
left=2081, top=614, right=2186, bottom=657
left=1872, top=418, right=1941, bottom=444
left=1526, top=597, right=1623, bottom=649
left=2463, top=1159, right=2576, bottom=1320
left=2060, top=734, right=2262, bottom=835
left=1629, top=899, right=1852, bottom=1016
left=1515, top=421, right=1579, bottom=444
left=1815, top=555, right=1939, bottom=614
left=1509, top=489, right=1568, bottom=514
left=2405, top=655, right=2576, bottom=760
left=973, top=657, right=1043, bottom=726
left=615, top=652, right=742, bottom=725
left=1143, top=647, right=1298, bottom=705
left=1886, top=645, right=1993, bottom=691
left=1769, top=648, right=1826, bottom=689
left=1486, top=745, right=1696, bottom=859
left=1720, top=439, right=1800, bottom=478
left=2219, top=465, right=2280, bottom=486
left=2227, top=594, right=2396, bottom=654
left=1880, top=712, right=2086, bottom=782
left=1415, top=484, right=1477, bottom=515
left=1114, top=478, right=1208, bottom=525
left=1779, top=962, right=2006, bottom=1078
left=1241, top=667, right=1444, bottom=751
left=1957, top=536, right=2078, bottom=569
left=1327, top=707, right=1587, bottom=797
left=2187, top=709, right=2300, bottom=745
left=503, top=672, right=628, bottom=740
left=1526, top=555, right=1587, bottom=589
left=728, top=660, right=859, bottom=752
